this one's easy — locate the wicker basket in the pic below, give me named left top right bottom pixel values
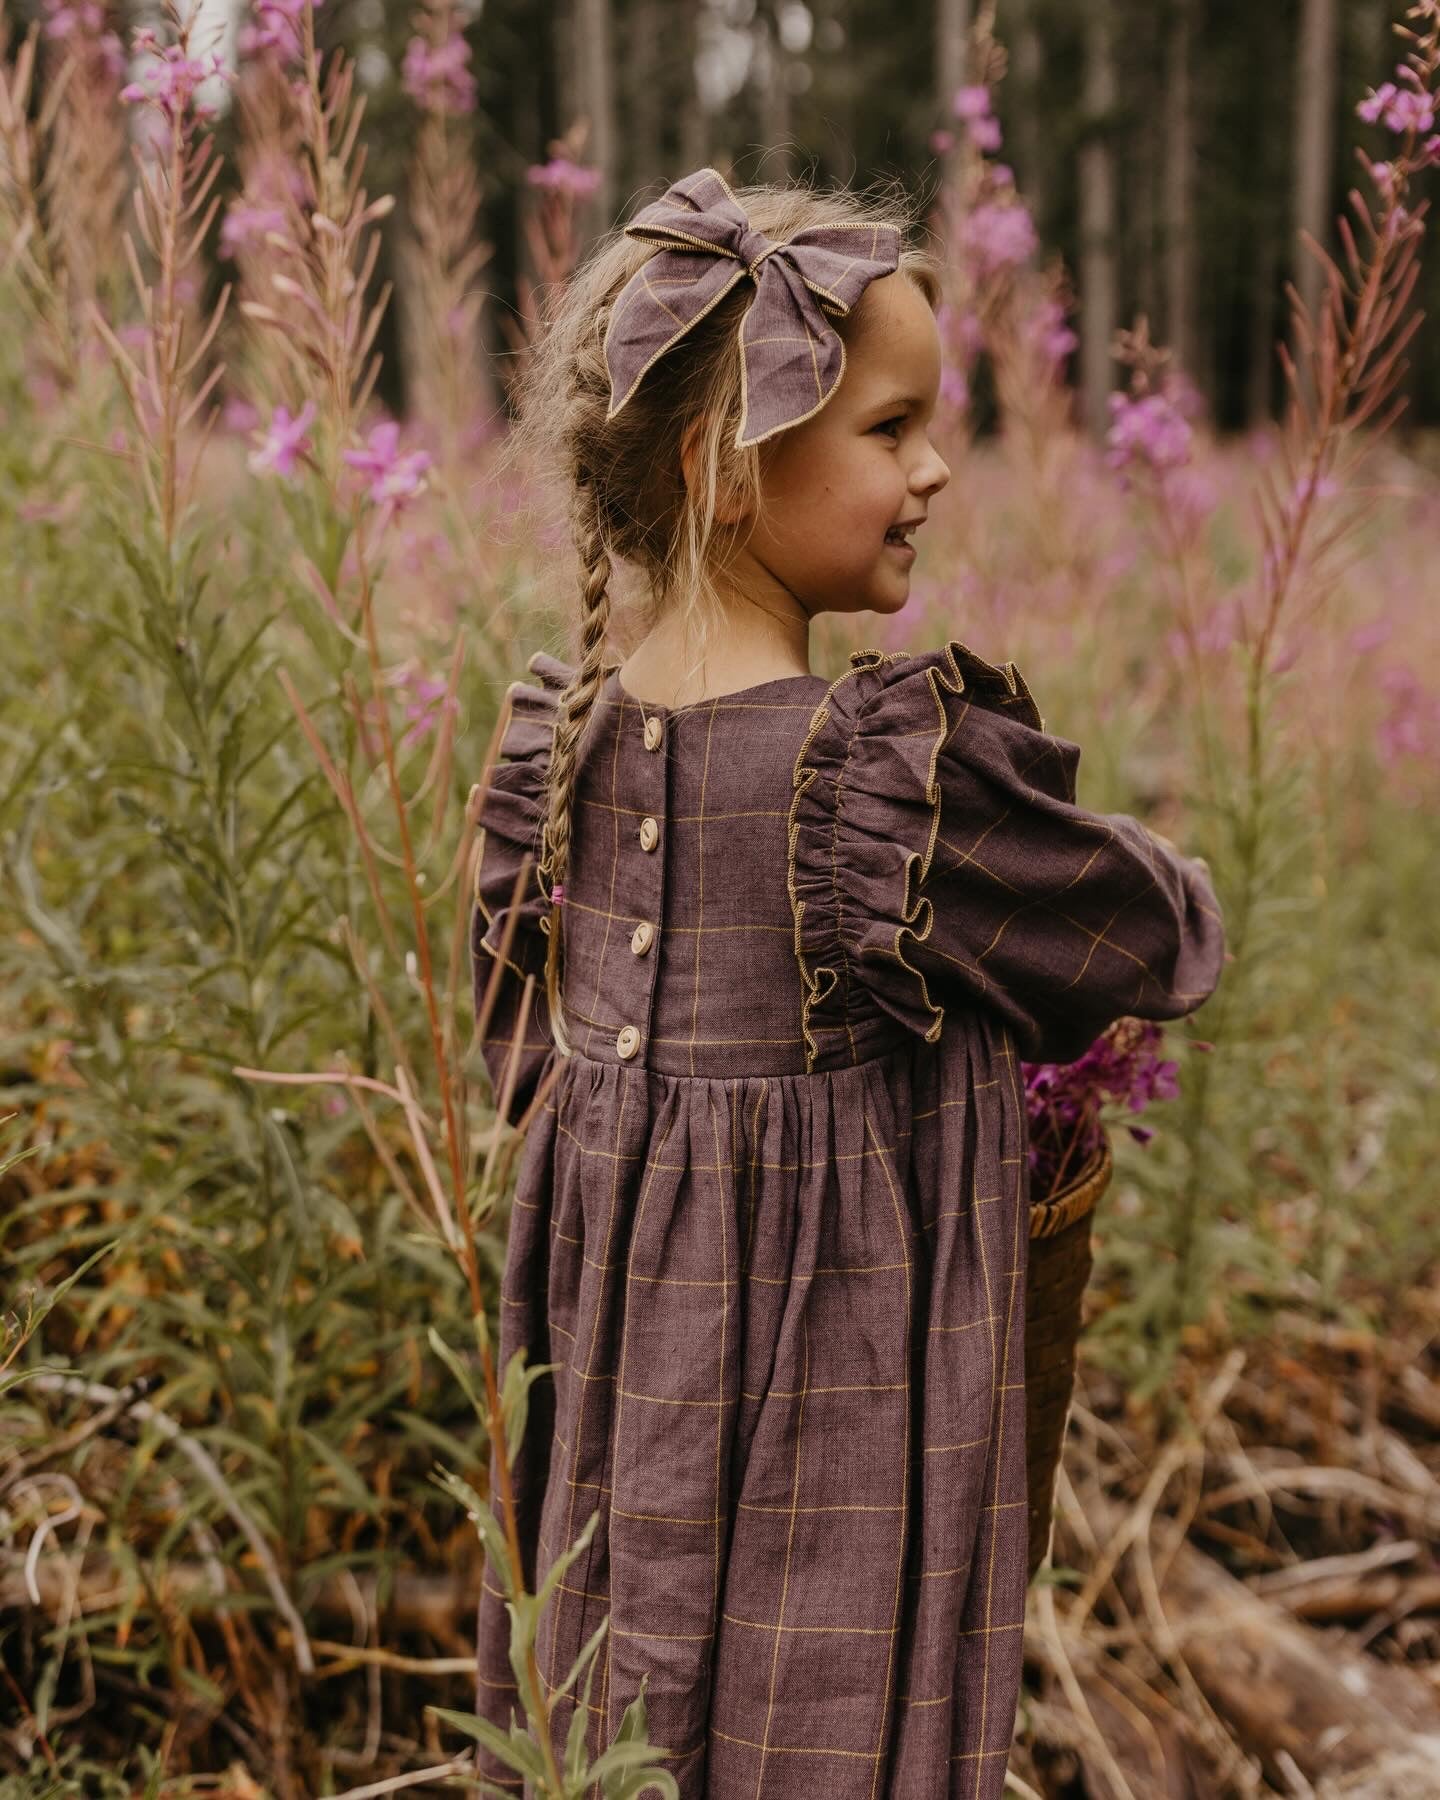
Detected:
left=1024, top=1132, right=1114, bottom=1582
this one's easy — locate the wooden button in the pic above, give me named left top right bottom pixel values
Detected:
left=615, top=1024, right=641, bottom=1060
left=643, top=716, right=663, bottom=751
left=630, top=920, right=654, bottom=956
left=638, top=816, right=659, bottom=852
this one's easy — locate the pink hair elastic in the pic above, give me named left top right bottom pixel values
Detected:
left=550, top=884, right=564, bottom=906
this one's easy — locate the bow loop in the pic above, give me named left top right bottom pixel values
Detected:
left=603, top=166, right=904, bottom=449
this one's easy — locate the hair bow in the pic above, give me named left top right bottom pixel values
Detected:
left=603, top=166, right=904, bottom=450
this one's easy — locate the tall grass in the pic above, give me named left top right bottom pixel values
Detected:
left=0, top=0, right=1437, bottom=1793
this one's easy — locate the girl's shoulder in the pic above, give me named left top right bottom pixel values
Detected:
left=808, top=637, right=1050, bottom=743
left=795, top=636, right=1075, bottom=818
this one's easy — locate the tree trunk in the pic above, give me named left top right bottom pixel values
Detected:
left=576, top=0, right=617, bottom=226
left=678, top=0, right=709, bottom=172
left=1163, top=0, right=1198, bottom=384
left=935, top=0, right=971, bottom=192
left=1009, top=0, right=1046, bottom=232
left=625, top=0, right=664, bottom=190
left=1292, top=0, right=1339, bottom=418
left=757, top=7, right=794, bottom=182
left=1078, top=0, right=1119, bottom=440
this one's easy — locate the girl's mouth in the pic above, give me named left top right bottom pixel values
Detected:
left=884, top=532, right=916, bottom=561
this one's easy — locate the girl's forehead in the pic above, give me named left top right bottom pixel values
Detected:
left=843, top=281, right=942, bottom=394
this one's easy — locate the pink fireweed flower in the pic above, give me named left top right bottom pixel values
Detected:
left=526, top=157, right=602, bottom=197
left=44, top=0, right=124, bottom=72
left=248, top=400, right=316, bottom=479
left=120, top=32, right=232, bottom=121
left=1105, top=389, right=1194, bottom=473
left=1358, top=75, right=1436, bottom=135
left=401, top=31, right=478, bottom=114
left=223, top=394, right=261, bottom=435
left=951, top=83, right=992, bottom=121
left=1376, top=665, right=1440, bottom=769
left=961, top=200, right=1038, bottom=278
left=220, top=201, right=288, bottom=258
left=342, top=420, right=433, bottom=508
left=390, top=666, right=460, bottom=751
left=239, top=0, right=322, bottom=63
left=1162, top=463, right=1220, bottom=536
left=929, top=128, right=956, bottom=154
left=1024, top=296, right=1078, bottom=369
left=44, top=1, right=106, bottom=34
left=967, top=114, right=1003, bottom=153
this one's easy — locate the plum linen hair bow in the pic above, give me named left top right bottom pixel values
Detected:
left=603, top=166, right=905, bottom=450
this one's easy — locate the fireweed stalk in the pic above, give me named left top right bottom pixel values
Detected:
left=0, top=5, right=127, bottom=391
left=0, top=14, right=77, bottom=385
left=399, top=0, right=488, bottom=463
left=230, top=12, right=672, bottom=1792
left=89, top=3, right=232, bottom=553
left=1110, top=2, right=1439, bottom=1328
left=393, top=0, right=521, bottom=683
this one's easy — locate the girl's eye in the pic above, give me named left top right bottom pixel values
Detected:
left=873, top=415, right=905, bottom=438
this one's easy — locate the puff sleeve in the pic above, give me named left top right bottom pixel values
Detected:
left=788, top=642, right=1227, bottom=1068
left=469, top=652, right=571, bottom=1124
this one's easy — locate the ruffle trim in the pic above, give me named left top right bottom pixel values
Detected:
left=785, top=638, right=1047, bottom=1071
left=472, top=650, right=575, bottom=980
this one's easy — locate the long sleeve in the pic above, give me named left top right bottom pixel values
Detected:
left=788, top=640, right=1227, bottom=1068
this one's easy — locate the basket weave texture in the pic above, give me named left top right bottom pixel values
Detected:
left=1024, top=1132, right=1114, bottom=1582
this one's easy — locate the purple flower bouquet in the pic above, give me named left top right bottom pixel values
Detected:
left=1022, top=1017, right=1200, bottom=1202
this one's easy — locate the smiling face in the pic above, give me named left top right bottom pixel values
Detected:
left=726, top=270, right=952, bottom=623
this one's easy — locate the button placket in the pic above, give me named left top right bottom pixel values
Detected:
left=616, top=701, right=666, bottom=1064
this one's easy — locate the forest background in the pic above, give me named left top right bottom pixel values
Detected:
left=1, top=0, right=1438, bottom=1796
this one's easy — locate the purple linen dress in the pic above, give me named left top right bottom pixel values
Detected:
left=468, top=640, right=1226, bottom=1798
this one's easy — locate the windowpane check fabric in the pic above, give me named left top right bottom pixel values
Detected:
left=469, top=641, right=1226, bottom=1797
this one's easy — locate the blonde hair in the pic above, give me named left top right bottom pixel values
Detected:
left=495, top=170, right=942, bottom=1056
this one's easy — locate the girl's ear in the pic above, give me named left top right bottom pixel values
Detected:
left=680, top=414, right=747, bottom=528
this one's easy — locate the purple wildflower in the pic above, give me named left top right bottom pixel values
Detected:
left=401, top=31, right=477, bottom=115
left=248, top=400, right=316, bottom=479
left=1022, top=1019, right=1185, bottom=1196
left=526, top=157, right=602, bottom=197
left=238, top=0, right=321, bottom=63
left=1105, top=389, right=1194, bottom=473
left=967, top=114, right=1003, bottom=153
left=341, top=419, right=433, bottom=508
left=120, top=30, right=232, bottom=121
left=1358, top=75, right=1436, bottom=135
left=1376, top=665, right=1440, bottom=768
left=1024, top=296, right=1078, bottom=369
left=961, top=201, right=1038, bottom=278
left=220, top=202, right=288, bottom=259
left=951, top=84, right=992, bottom=121
left=391, top=666, right=460, bottom=750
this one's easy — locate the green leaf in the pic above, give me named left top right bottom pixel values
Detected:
left=427, top=1704, right=550, bottom=1782
left=500, top=1345, right=559, bottom=1464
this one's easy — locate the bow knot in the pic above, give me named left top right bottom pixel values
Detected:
left=603, top=167, right=904, bottom=450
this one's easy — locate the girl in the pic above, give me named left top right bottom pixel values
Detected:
left=469, top=166, right=1225, bottom=1798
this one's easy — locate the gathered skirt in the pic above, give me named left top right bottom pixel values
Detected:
left=473, top=1020, right=1030, bottom=1799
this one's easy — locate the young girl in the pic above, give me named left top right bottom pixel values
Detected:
left=469, top=166, right=1225, bottom=1798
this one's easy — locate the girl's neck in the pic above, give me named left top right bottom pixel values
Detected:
left=620, top=606, right=813, bottom=709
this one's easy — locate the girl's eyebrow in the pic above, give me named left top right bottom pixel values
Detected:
left=867, top=391, right=930, bottom=413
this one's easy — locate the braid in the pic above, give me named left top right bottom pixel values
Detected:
left=539, top=494, right=614, bottom=1058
